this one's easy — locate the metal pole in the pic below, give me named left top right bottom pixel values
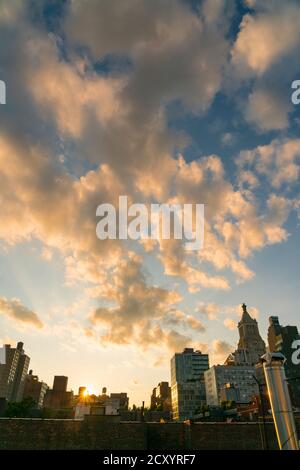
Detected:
left=262, top=352, right=299, bottom=450
left=253, top=374, right=268, bottom=450
left=141, top=400, right=145, bottom=422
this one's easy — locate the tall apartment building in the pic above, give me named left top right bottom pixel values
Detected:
left=151, top=381, right=171, bottom=411
left=0, top=342, right=30, bottom=402
left=23, top=370, right=48, bottom=408
left=171, top=348, right=209, bottom=421
left=204, top=364, right=258, bottom=406
left=53, top=375, right=68, bottom=392
left=43, top=375, right=73, bottom=409
left=268, top=316, right=300, bottom=407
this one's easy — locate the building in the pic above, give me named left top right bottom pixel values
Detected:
left=226, top=304, right=266, bottom=366
left=254, top=360, right=269, bottom=400
left=205, top=305, right=263, bottom=407
left=78, top=386, right=87, bottom=398
left=43, top=375, right=73, bottom=409
left=0, top=342, right=30, bottom=402
left=53, top=375, right=68, bottom=392
left=23, top=370, right=48, bottom=408
left=98, top=388, right=129, bottom=412
left=171, top=348, right=209, bottom=421
left=236, top=303, right=266, bottom=365
left=220, top=383, right=240, bottom=403
left=75, top=387, right=99, bottom=405
left=268, top=316, right=300, bottom=407
left=74, top=403, right=91, bottom=420
left=110, top=393, right=129, bottom=410
left=75, top=388, right=128, bottom=419
left=204, top=364, right=258, bottom=406
left=151, top=382, right=171, bottom=411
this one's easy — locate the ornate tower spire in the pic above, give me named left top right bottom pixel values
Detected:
left=236, top=303, right=266, bottom=365
left=240, top=303, right=254, bottom=324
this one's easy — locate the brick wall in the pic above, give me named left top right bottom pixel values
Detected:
left=189, top=422, right=279, bottom=450
left=0, top=418, right=299, bottom=450
left=147, top=422, right=187, bottom=450
left=0, top=418, right=146, bottom=450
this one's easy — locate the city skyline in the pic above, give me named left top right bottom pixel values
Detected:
left=1, top=0, right=300, bottom=407
left=2, top=304, right=299, bottom=407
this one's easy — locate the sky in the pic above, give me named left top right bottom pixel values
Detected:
left=0, top=0, right=300, bottom=406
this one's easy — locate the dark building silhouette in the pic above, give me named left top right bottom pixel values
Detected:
left=23, top=370, right=48, bottom=408
left=53, top=375, right=68, bottom=392
left=151, top=382, right=171, bottom=411
left=268, top=316, right=300, bottom=407
left=44, top=375, right=73, bottom=409
left=0, top=342, right=30, bottom=402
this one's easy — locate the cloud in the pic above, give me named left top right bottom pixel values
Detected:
left=89, top=253, right=190, bottom=351
left=196, top=302, right=224, bottom=320
left=238, top=170, right=259, bottom=190
left=223, top=318, right=237, bottom=330
left=41, top=247, right=53, bottom=261
left=221, top=132, right=236, bottom=146
left=196, top=302, right=259, bottom=322
left=211, top=339, right=233, bottom=363
left=229, top=1, right=300, bottom=132
left=157, top=239, right=230, bottom=292
left=186, top=315, right=205, bottom=333
left=232, top=1, right=300, bottom=76
left=0, top=132, right=126, bottom=282
left=245, top=86, right=292, bottom=131
left=0, top=0, right=291, bottom=297
left=0, top=296, right=43, bottom=328
left=28, top=36, right=126, bottom=138
left=0, top=0, right=296, bottom=357
left=0, top=0, right=22, bottom=25
left=237, top=138, right=300, bottom=188
left=66, top=0, right=229, bottom=114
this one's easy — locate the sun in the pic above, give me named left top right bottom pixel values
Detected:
left=84, top=386, right=95, bottom=396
